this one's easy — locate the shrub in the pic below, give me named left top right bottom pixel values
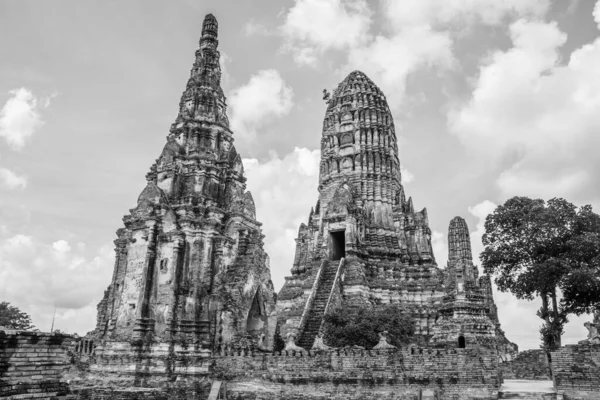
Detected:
left=322, top=303, right=415, bottom=349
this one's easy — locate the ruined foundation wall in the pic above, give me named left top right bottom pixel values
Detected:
left=213, top=347, right=500, bottom=399
left=0, top=329, right=73, bottom=399
left=500, top=349, right=551, bottom=380
left=551, top=344, right=600, bottom=399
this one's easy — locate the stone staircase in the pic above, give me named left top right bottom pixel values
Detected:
left=499, top=380, right=556, bottom=399
left=207, top=380, right=224, bottom=399
left=297, top=260, right=338, bottom=349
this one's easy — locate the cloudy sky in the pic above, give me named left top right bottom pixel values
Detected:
left=1, top=0, right=599, bottom=349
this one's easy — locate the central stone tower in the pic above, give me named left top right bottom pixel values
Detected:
left=277, top=71, right=441, bottom=349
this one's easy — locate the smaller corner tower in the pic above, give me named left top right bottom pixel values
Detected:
left=430, top=216, right=516, bottom=357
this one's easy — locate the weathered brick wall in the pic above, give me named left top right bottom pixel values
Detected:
left=500, top=349, right=551, bottom=380
left=0, top=329, right=73, bottom=399
left=77, top=342, right=500, bottom=399
left=213, top=346, right=500, bottom=399
left=551, top=344, right=600, bottom=399
left=72, top=382, right=211, bottom=400
left=71, top=340, right=213, bottom=399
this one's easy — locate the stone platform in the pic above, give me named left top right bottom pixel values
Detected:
left=499, top=380, right=556, bottom=399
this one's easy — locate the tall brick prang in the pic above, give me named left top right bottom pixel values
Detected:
left=277, top=71, right=440, bottom=348
left=94, top=13, right=276, bottom=353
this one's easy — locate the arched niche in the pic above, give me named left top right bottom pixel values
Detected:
left=246, top=288, right=267, bottom=335
left=341, top=157, right=353, bottom=171
left=340, top=133, right=354, bottom=146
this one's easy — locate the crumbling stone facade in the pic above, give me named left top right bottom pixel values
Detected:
left=94, top=14, right=276, bottom=351
left=275, top=70, right=514, bottom=355
left=430, top=217, right=517, bottom=357
left=75, top=13, right=521, bottom=399
left=85, top=15, right=277, bottom=394
left=212, top=347, right=501, bottom=399
left=277, top=71, right=443, bottom=348
left=500, top=349, right=551, bottom=380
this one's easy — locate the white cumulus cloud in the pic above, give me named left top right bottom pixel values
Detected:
left=449, top=15, right=600, bottom=207
left=467, top=199, right=497, bottom=262
left=594, top=0, right=600, bottom=30
left=243, top=147, right=320, bottom=289
left=244, top=21, right=271, bottom=37
left=229, top=69, right=294, bottom=144
left=0, top=232, right=114, bottom=335
left=344, top=27, right=455, bottom=109
left=383, top=0, right=548, bottom=29
left=0, top=88, right=45, bottom=150
left=0, top=167, right=26, bottom=189
left=431, top=230, right=447, bottom=265
left=280, top=0, right=373, bottom=66
left=280, top=0, right=550, bottom=107
left=401, top=166, right=415, bottom=184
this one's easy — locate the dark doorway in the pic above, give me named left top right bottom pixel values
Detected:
left=330, top=230, right=345, bottom=261
left=458, top=335, right=466, bottom=348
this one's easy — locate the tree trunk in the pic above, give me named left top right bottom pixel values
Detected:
left=541, top=293, right=550, bottom=325
left=541, top=292, right=553, bottom=350
left=551, top=287, right=562, bottom=348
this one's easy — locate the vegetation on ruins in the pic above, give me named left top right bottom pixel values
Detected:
left=322, top=304, right=415, bottom=349
left=481, top=196, right=600, bottom=350
left=0, top=301, right=35, bottom=330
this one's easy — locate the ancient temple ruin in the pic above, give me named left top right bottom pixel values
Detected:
left=94, top=13, right=277, bottom=354
left=8, top=13, right=583, bottom=400
left=275, top=71, right=515, bottom=356
left=87, top=12, right=515, bottom=385
left=430, top=217, right=517, bottom=356
left=277, top=71, right=439, bottom=348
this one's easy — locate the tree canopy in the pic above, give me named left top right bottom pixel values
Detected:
left=481, top=196, right=600, bottom=350
left=0, top=301, right=35, bottom=330
left=322, top=303, right=415, bottom=349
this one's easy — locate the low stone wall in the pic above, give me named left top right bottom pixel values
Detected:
left=213, top=346, right=500, bottom=399
left=72, top=340, right=502, bottom=399
left=500, top=349, right=551, bottom=380
left=72, top=340, right=213, bottom=399
left=0, top=329, right=73, bottom=399
left=551, top=344, right=600, bottom=399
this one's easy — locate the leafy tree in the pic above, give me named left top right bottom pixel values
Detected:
left=0, top=301, right=35, bottom=330
left=322, top=304, right=415, bottom=349
left=481, top=197, right=600, bottom=350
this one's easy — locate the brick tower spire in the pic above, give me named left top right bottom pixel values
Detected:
left=430, top=216, right=516, bottom=356
left=448, top=216, right=473, bottom=263
left=94, top=14, right=276, bottom=350
left=319, top=71, right=404, bottom=228
left=176, top=14, right=228, bottom=128
left=277, top=71, right=437, bottom=349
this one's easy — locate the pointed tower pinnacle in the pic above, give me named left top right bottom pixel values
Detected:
left=448, top=216, right=473, bottom=263
left=176, top=14, right=228, bottom=127
left=201, top=14, right=218, bottom=46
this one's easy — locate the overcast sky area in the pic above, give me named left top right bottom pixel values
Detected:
left=1, top=0, right=599, bottom=350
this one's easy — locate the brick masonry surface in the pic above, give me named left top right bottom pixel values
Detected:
left=0, top=329, right=73, bottom=399
left=71, top=345, right=500, bottom=399
left=500, top=349, right=552, bottom=380
left=211, top=347, right=500, bottom=399
left=551, top=344, right=600, bottom=399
